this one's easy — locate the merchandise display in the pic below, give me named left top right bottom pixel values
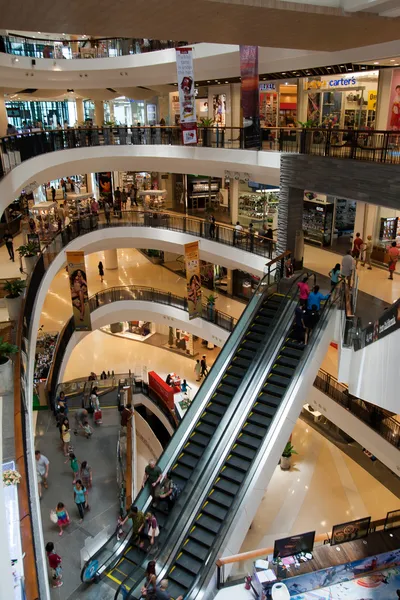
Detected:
left=138, top=189, right=167, bottom=210
left=66, top=194, right=93, bottom=221
left=379, top=217, right=398, bottom=241
left=187, top=176, right=221, bottom=210
left=334, top=198, right=356, bottom=234
left=303, top=198, right=334, bottom=247
left=238, top=190, right=279, bottom=225
left=101, top=321, right=153, bottom=342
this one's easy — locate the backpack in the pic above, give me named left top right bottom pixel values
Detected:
left=170, top=481, right=182, bottom=503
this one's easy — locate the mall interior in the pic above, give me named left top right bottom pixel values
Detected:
left=2, top=4, right=400, bottom=600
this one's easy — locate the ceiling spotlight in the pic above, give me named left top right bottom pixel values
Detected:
left=224, top=81, right=228, bottom=83
left=373, top=62, right=379, bottom=65
left=395, top=63, right=399, bottom=66
left=207, top=80, right=210, bottom=83
left=285, top=82, right=288, bottom=85
left=390, top=59, right=396, bottom=62
left=38, top=31, right=41, bottom=34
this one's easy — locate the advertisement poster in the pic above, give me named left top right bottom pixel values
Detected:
left=66, top=251, right=91, bottom=331
left=363, top=297, right=400, bottom=347
left=184, top=241, right=202, bottom=319
left=176, top=47, right=197, bottom=144
left=240, top=45, right=261, bottom=149
left=387, top=68, right=400, bottom=130
left=212, top=94, right=226, bottom=125
left=331, top=516, right=371, bottom=546
left=95, top=172, right=113, bottom=201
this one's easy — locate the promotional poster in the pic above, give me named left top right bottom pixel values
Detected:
left=387, top=68, right=400, bottom=130
left=66, top=251, right=91, bottom=331
left=184, top=241, right=202, bottom=319
left=240, top=45, right=261, bottom=149
left=176, top=47, right=198, bottom=144
left=95, top=172, right=113, bottom=201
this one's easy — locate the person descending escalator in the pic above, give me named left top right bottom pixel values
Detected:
left=117, top=504, right=145, bottom=542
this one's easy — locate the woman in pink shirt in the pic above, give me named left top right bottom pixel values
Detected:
left=297, top=276, right=310, bottom=307
left=388, top=241, right=399, bottom=280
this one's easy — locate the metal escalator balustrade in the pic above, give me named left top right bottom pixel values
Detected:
left=81, top=268, right=288, bottom=587
left=161, top=298, right=335, bottom=600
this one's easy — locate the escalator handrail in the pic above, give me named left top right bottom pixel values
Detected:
left=120, top=273, right=312, bottom=599
left=81, top=273, right=280, bottom=582
left=179, top=297, right=336, bottom=599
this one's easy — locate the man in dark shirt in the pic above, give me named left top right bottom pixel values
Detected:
left=142, top=459, right=162, bottom=498
left=3, top=229, right=14, bottom=261
left=119, top=403, right=132, bottom=427
left=153, top=579, right=183, bottom=600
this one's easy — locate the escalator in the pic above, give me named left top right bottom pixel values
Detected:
left=123, top=298, right=335, bottom=600
left=81, top=274, right=297, bottom=589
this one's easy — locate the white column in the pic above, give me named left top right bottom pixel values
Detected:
left=230, top=84, right=242, bottom=129
left=104, top=249, right=118, bottom=270
left=86, top=174, right=93, bottom=194
left=297, top=78, right=307, bottom=124
left=226, top=269, right=233, bottom=295
left=75, top=99, right=84, bottom=125
left=0, top=95, right=8, bottom=137
left=230, top=180, right=239, bottom=225
left=94, top=101, right=104, bottom=128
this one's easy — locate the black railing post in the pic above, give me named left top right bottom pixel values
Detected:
left=216, top=224, right=219, bottom=242
left=199, top=221, right=203, bottom=238
left=325, top=128, right=331, bottom=157
left=279, top=127, right=284, bottom=152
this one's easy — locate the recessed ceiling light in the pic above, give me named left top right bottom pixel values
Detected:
left=327, top=67, right=331, bottom=70
left=395, top=63, right=399, bottom=66
left=224, top=81, right=228, bottom=83
left=218, top=81, right=221, bottom=84
left=38, top=31, right=41, bottom=34
left=374, top=62, right=379, bottom=65
left=282, top=72, right=286, bottom=75
left=340, top=65, right=344, bottom=67
left=207, top=80, right=210, bottom=83
left=361, top=66, right=365, bottom=69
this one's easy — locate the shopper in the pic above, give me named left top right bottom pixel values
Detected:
left=209, top=214, right=216, bottom=239
left=233, top=221, right=243, bottom=245
left=200, top=355, right=209, bottom=378
left=98, top=261, right=104, bottom=282
left=180, top=379, right=191, bottom=394
left=152, top=579, right=183, bottom=600
left=194, top=359, right=201, bottom=381
left=154, top=472, right=174, bottom=511
left=73, top=479, right=87, bottom=522
left=341, top=250, right=355, bottom=285
left=362, top=235, right=373, bottom=270
left=307, top=286, right=330, bottom=311
left=79, top=460, right=92, bottom=491
left=55, top=502, right=70, bottom=536
left=131, top=181, right=139, bottom=207
left=104, top=200, right=111, bottom=225
left=352, top=232, right=364, bottom=267
left=3, top=229, right=15, bottom=261
left=51, top=186, right=56, bottom=201
left=142, top=459, right=162, bottom=498
left=45, top=541, right=63, bottom=588
left=329, top=263, right=341, bottom=294
left=35, top=450, right=50, bottom=499
left=74, top=407, right=89, bottom=435
left=121, top=188, right=128, bottom=210
left=145, top=512, right=159, bottom=546
left=297, top=276, right=310, bottom=307
left=294, top=304, right=306, bottom=343
left=304, top=304, right=320, bottom=345
left=119, top=403, right=133, bottom=427
left=117, top=504, right=145, bottom=542
left=55, top=407, right=65, bottom=440
left=388, top=241, right=399, bottom=280
left=141, top=561, right=157, bottom=596
left=56, top=390, right=68, bottom=415
left=61, top=418, right=71, bottom=456
left=67, top=452, right=80, bottom=483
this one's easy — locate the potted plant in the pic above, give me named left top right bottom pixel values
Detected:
left=199, top=118, right=214, bottom=147
left=280, top=441, right=297, bottom=471
left=17, top=242, right=38, bottom=274
left=0, top=337, right=18, bottom=394
left=3, top=279, right=26, bottom=322
left=205, top=293, right=217, bottom=321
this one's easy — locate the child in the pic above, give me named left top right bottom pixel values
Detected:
left=45, top=542, right=63, bottom=588
left=55, top=502, right=70, bottom=537
left=82, top=421, right=93, bottom=438
left=67, top=452, right=79, bottom=483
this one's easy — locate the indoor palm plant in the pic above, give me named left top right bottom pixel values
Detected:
left=280, top=441, right=298, bottom=471
left=17, top=242, right=38, bottom=274
left=200, top=118, right=214, bottom=147
left=3, top=279, right=26, bottom=322
left=205, top=293, right=217, bottom=321
left=0, top=337, right=18, bottom=394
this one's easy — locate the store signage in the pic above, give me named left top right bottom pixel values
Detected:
left=306, top=77, right=359, bottom=90
left=184, top=241, right=202, bottom=320
left=363, top=298, right=400, bottom=348
left=259, top=83, right=276, bottom=91
left=66, top=251, right=91, bottom=331
left=329, top=77, right=357, bottom=87
left=176, top=47, right=197, bottom=144
left=367, top=90, right=377, bottom=111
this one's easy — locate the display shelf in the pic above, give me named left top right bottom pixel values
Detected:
left=379, top=217, right=398, bottom=242
left=238, top=191, right=279, bottom=224
left=303, top=200, right=334, bottom=247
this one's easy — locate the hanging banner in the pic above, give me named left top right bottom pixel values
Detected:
left=184, top=241, right=202, bottom=319
left=363, top=297, right=400, bottom=348
left=66, top=251, right=91, bottom=331
left=240, top=45, right=261, bottom=149
left=387, top=68, right=400, bottom=130
left=176, top=47, right=198, bottom=145
left=95, top=172, right=113, bottom=202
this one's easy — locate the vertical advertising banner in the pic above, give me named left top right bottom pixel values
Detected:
left=184, top=241, right=202, bottom=319
left=95, top=172, right=113, bottom=202
left=66, top=251, right=91, bottom=331
left=240, top=45, right=261, bottom=149
left=387, top=68, right=400, bottom=130
left=176, top=47, right=198, bottom=145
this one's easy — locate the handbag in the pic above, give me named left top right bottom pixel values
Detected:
left=50, top=510, right=58, bottom=524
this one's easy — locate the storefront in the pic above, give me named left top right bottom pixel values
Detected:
left=304, top=70, right=379, bottom=128
left=102, top=321, right=153, bottom=342
left=369, top=206, right=400, bottom=265
left=238, top=182, right=279, bottom=227
left=233, top=270, right=261, bottom=300
left=259, top=82, right=298, bottom=127
left=5, top=99, right=75, bottom=129
left=303, top=191, right=356, bottom=249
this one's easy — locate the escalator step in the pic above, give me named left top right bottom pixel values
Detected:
left=190, top=431, right=209, bottom=447
left=168, top=565, right=195, bottom=589
left=242, top=422, right=265, bottom=438
left=272, top=364, right=295, bottom=378
left=211, top=393, right=233, bottom=406
left=245, top=332, right=264, bottom=343
left=172, top=463, right=193, bottom=481
left=250, top=324, right=269, bottom=335
left=124, top=546, right=146, bottom=564
left=196, top=422, right=216, bottom=437
left=259, top=308, right=277, bottom=319
left=226, top=453, right=252, bottom=472
left=221, top=466, right=245, bottom=484
left=257, top=393, right=282, bottom=408
left=217, top=383, right=236, bottom=397
left=281, top=347, right=302, bottom=359
left=183, top=538, right=210, bottom=561
left=189, top=525, right=215, bottom=547
left=171, top=473, right=187, bottom=489
left=237, top=433, right=262, bottom=450
left=207, top=402, right=225, bottom=417
left=202, top=500, right=227, bottom=521
left=196, top=514, right=222, bottom=534
left=237, top=348, right=255, bottom=361
left=176, top=551, right=203, bottom=575
left=214, top=477, right=240, bottom=495
left=184, top=442, right=205, bottom=458
left=263, top=383, right=285, bottom=397
left=241, top=339, right=257, bottom=351
left=286, top=340, right=305, bottom=350
left=223, top=374, right=241, bottom=388
left=233, top=356, right=252, bottom=370
left=268, top=374, right=290, bottom=387
left=201, top=412, right=220, bottom=426
left=231, top=442, right=257, bottom=461
left=178, top=454, right=198, bottom=469
left=247, top=411, right=272, bottom=427
left=276, top=355, right=298, bottom=368
left=166, top=580, right=189, bottom=600
left=152, top=509, right=168, bottom=528
left=208, top=489, right=234, bottom=508
left=228, top=365, right=247, bottom=378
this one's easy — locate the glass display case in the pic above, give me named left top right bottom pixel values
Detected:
left=303, top=200, right=334, bottom=247
left=238, top=191, right=279, bottom=225
left=379, top=217, right=398, bottom=242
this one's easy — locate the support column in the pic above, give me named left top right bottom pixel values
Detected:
left=94, top=101, right=104, bottom=128
left=226, top=269, right=233, bottom=295
left=0, top=95, right=8, bottom=137
left=277, top=184, right=304, bottom=258
left=230, top=180, right=239, bottom=225
left=104, top=249, right=118, bottom=270
left=75, top=98, right=84, bottom=125
left=86, top=174, right=93, bottom=194
left=353, top=201, right=366, bottom=239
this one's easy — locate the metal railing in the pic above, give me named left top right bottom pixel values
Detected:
left=314, top=368, right=400, bottom=448
left=2, top=127, right=400, bottom=181
left=1, top=34, right=187, bottom=59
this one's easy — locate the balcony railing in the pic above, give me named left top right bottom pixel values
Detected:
left=1, top=127, right=400, bottom=182
left=1, top=34, right=187, bottom=59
